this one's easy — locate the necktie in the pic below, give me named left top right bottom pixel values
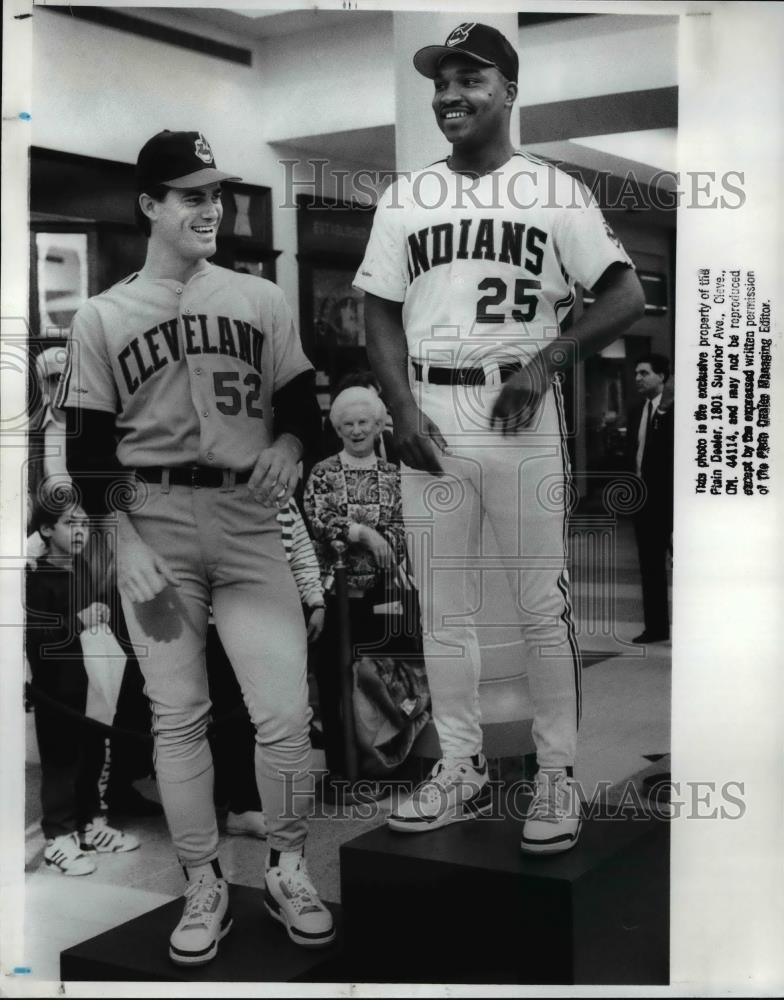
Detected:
left=636, top=400, right=652, bottom=476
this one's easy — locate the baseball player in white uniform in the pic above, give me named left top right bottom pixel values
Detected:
left=57, top=130, right=334, bottom=963
left=355, top=23, right=645, bottom=853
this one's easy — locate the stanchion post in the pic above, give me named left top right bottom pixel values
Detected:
left=331, top=540, right=358, bottom=782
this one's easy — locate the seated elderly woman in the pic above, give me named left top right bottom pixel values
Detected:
left=304, top=386, right=410, bottom=776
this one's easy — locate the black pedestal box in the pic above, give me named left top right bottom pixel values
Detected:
left=60, top=885, right=344, bottom=983
left=339, top=814, right=668, bottom=985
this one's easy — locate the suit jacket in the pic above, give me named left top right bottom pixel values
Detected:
left=626, top=399, right=674, bottom=528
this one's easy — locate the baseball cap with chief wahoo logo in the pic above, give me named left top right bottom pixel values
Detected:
left=413, top=22, right=519, bottom=83
left=136, top=130, right=241, bottom=191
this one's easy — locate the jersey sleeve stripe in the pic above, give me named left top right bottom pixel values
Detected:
left=554, top=289, right=576, bottom=317
left=53, top=352, right=72, bottom=410
left=513, top=150, right=550, bottom=168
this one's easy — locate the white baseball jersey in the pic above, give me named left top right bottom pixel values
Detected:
left=57, top=263, right=312, bottom=470
left=353, top=152, right=634, bottom=774
left=354, top=152, right=632, bottom=367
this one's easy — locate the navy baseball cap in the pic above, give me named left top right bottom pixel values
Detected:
left=136, top=130, right=241, bottom=191
left=413, top=22, right=519, bottom=83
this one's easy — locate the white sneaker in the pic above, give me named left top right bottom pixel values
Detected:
left=80, top=815, right=140, bottom=853
left=387, top=755, right=491, bottom=833
left=225, top=810, right=268, bottom=839
left=44, top=832, right=96, bottom=876
left=169, top=874, right=232, bottom=966
left=520, top=768, right=582, bottom=855
left=265, top=853, right=335, bottom=948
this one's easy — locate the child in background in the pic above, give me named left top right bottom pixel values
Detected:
left=25, top=348, right=161, bottom=816
left=27, top=346, right=70, bottom=558
left=278, top=497, right=326, bottom=645
left=26, top=487, right=140, bottom=875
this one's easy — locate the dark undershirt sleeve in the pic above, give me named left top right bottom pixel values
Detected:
left=272, top=370, right=323, bottom=461
left=590, top=259, right=634, bottom=295
left=64, top=407, right=132, bottom=516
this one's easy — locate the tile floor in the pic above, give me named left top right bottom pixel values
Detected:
left=15, top=515, right=671, bottom=986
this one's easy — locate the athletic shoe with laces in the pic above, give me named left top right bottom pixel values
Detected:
left=80, top=815, right=140, bottom=853
left=264, top=853, right=335, bottom=948
left=169, top=872, right=232, bottom=966
left=44, top=832, right=96, bottom=876
left=520, top=768, right=582, bottom=855
left=387, top=754, right=491, bottom=833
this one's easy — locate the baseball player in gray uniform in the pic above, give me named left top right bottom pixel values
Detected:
left=57, top=130, right=334, bottom=962
left=355, top=23, right=645, bottom=854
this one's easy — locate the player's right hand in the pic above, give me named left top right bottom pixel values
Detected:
left=393, top=405, right=449, bottom=475
left=117, top=539, right=180, bottom=604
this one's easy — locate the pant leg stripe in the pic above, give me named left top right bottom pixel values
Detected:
left=557, top=571, right=582, bottom=725
left=552, top=377, right=582, bottom=729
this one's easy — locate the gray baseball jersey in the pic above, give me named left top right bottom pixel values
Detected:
left=57, top=263, right=312, bottom=470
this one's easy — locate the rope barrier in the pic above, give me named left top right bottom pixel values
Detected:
left=24, top=682, right=253, bottom=743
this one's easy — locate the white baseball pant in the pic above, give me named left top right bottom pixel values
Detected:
left=401, top=376, right=581, bottom=768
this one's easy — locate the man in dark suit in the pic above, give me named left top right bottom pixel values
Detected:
left=627, top=354, right=674, bottom=644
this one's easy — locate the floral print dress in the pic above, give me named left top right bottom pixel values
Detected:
left=303, top=452, right=407, bottom=596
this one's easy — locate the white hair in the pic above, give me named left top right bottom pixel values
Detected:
left=329, top=386, right=387, bottom=431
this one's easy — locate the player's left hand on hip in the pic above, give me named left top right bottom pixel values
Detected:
left=77, top=601, right=111, bottom=630
left=248, top=441, right=299, bottom=507
left=490, top=367, right=545, bottom=435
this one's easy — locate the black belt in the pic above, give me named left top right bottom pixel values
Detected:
left=412, top=360, right=523, bottom=386
left=134, top=466, right=252, bottom=488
